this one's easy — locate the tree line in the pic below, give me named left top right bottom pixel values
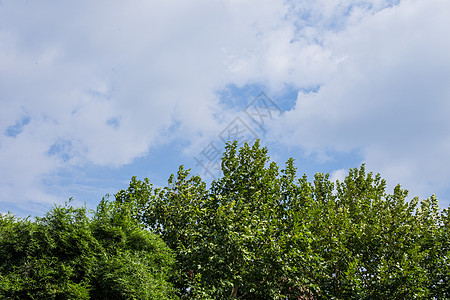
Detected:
left=1, top=141, right=449, bottom=299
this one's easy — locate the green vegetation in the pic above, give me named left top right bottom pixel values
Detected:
left=0, top=200, right=175, bottom=299
left=1, top=140, right=449, bottom=299
left=117, top=141, right=449, bottom=299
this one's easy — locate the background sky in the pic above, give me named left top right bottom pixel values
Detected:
left=1, top=0, right=450, bottom=217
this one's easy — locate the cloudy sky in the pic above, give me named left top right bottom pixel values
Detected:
left=1, top=0, right=450, bottom=216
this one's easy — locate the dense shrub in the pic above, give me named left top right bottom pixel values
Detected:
left=0, top=200, right=175, bottom=299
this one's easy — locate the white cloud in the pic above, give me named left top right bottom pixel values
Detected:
left=0, top=0, right=301, bottom=211
left=277, top=0, right=450, bottom=203
left=1, top=0, right=449, bottom=213
left=330, top=168, right=347, bottom=183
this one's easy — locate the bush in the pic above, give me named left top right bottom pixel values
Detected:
left=0, top=199, right=176, bottom=299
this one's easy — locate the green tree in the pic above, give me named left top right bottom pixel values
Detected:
left=117, top=140, right=449, bottom=299
left=0, top=199, right=176, bottom=299
left=0, top=204, right=98, bottom=299
left=116, top=141, right=322, bottom=298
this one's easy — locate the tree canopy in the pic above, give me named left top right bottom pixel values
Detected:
left=1, top=140, right=448, bottom=299
left=116, top=140, right=449, bottom=299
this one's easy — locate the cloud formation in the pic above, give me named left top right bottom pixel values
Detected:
left=1, top=0, right=449, bottom=214
left=278, top=0, right=450, bottom=200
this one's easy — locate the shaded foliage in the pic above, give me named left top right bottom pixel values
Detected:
left=0, top=199, right=175, bottom=299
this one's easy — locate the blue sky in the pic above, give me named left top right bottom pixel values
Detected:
left=1, top=0, right=450, bottom=216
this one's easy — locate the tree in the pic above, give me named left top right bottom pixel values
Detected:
left=0, top=199, right=176, bottom=299
left=117, top=140, right=449, bottom=299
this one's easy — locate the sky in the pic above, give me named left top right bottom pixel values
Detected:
left=1, top=0, right=450, bottom=216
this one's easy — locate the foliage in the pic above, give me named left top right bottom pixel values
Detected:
left=0, top=199, right=176, bottom=300
left=117, top=140, right=449, bottom=299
